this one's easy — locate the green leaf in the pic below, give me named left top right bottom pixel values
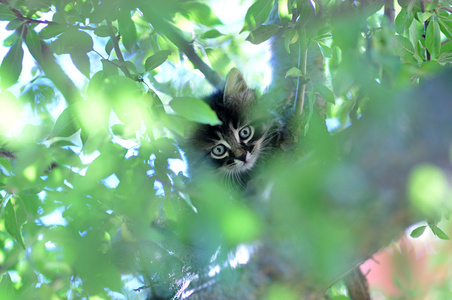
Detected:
left=105, top=38, right=114, bottom=55
left=285, top=66, right=303, bottom=78
left=314, top=84, right=335, bottom=104
left=71, top=51, right=91, bottom=78
left=4, top=196, right=27, bottom=249
left=317, top=41, right=332, bottom=58
left=437, top=16, right=452, bottom=42
left=0, top=40, right=24, bottom=88
left=0, top=6, right=16, bottom=21
left=170, top=97, right=221, bottom=125
left=426, top=20, right=441, bottom=59
left=38, top=24, right=67, bottom=39
left=410, top=225, right=426, bottom=238
left=0, top=273, right=16, bottom=300
left=395, top=8, right=413, bottom=35
left=181, top=2, right=223, bottom=26
left=48, top=105, right=80, bottom=138
left=53, top=29, right=93, bottom=54
left=241, top=0, right=275, bottom=33
left=246, top=24, right=281, bottom=44
left=278, top=0, right=291, bottom=27
left=394, top=35, right=415, bottom=61
left=25, top=29, right=42, bottom=62
left=145, top=50, right=171, bottom=71
left=201, top=29, right=223, bottom=39
left=94, top=24, right=116, bottom=37
left=429, top=224, right=450, bottom=240
left=118, top=9, right=137, bottom=52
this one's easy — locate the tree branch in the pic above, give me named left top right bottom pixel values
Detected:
left=108, top=21, right=133, bottom=79
left=0, top=150, right=15, bottom=159
left=384, top=0, right=395, bottom=24
left=143, top=10, right=223, bottom=88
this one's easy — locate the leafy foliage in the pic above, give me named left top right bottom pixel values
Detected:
left=0, top=0, right=451, bottom=299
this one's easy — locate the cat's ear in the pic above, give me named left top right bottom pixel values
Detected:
left=224, top=69, right=253, bottom=104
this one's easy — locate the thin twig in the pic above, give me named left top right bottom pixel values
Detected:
left=107, top=21, right=133, bottom=79
left=294, top=28, right=308, bottom=116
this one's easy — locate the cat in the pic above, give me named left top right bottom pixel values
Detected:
left=183, top=69, right=277, bottom=190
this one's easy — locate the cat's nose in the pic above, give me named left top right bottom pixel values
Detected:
left=236, top=153, right=246, bottom=162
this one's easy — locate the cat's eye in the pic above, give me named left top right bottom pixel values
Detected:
left=211, top=144, right=227, bottom=158
left=239, top=126, right=253, bottom=140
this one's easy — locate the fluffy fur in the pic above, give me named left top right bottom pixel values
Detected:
left=183, top=69, right=276, bottom=189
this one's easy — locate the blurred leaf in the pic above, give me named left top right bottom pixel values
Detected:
left=246, top=24, right=281, bottom=44
left=394, top=35, right=415, bottom=61
left=241, top=0, right=275, bottom=33
left=181, top=1, right=223, bottom=26
left=201, top=29, right=223, bottom=39
left=53, top=28, right=93, bottom=54
left=426, top=20, right=441, bottom=59
left=4, top=196, right=27, bottom=249
left=0, top=6, right=15, bottom=21
left=48, top=105, right=79, bottom=138
left=94, top=24, right=116, bottom=37
left=145, top=50, right=171, bottom=71
left=25, top=29, right=42, bottom=62
left=317, top=41, right=332, bottom=58
left=105, top=37, right=114, bottom=55
left=118, top=9, right=137, bottom=52
left=315, top=84, right=335, bottom=104
left=0, top=40, right=24, bottom=88
left=0, top=273, right=16, bottom=300
left=170, top=97, right=221, bottom=125
left=429, top=224, right=450, bottom=240
left=38, top=24, right=68, bottom=39
left=410, top=225, right=426, bottom=238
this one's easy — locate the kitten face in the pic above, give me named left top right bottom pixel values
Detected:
left=186, top=69, right=272, bottom=188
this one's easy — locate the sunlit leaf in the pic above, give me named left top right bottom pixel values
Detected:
left=145, top=50, right=171, bottom=71
left=48, top=105, right=80, bottom=138
left=278, top=0, right=291, bottom=27
left=170, top=97, right=221, bottom=125
left=181, top=1, right=223, bottom=26
left=0, top=40, right=24, bottom=88
left=4, top=196, right=27, bottom=249
left=0, top=273, right=16, bottom=300
left=241, top=0, right=275, bottom=33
